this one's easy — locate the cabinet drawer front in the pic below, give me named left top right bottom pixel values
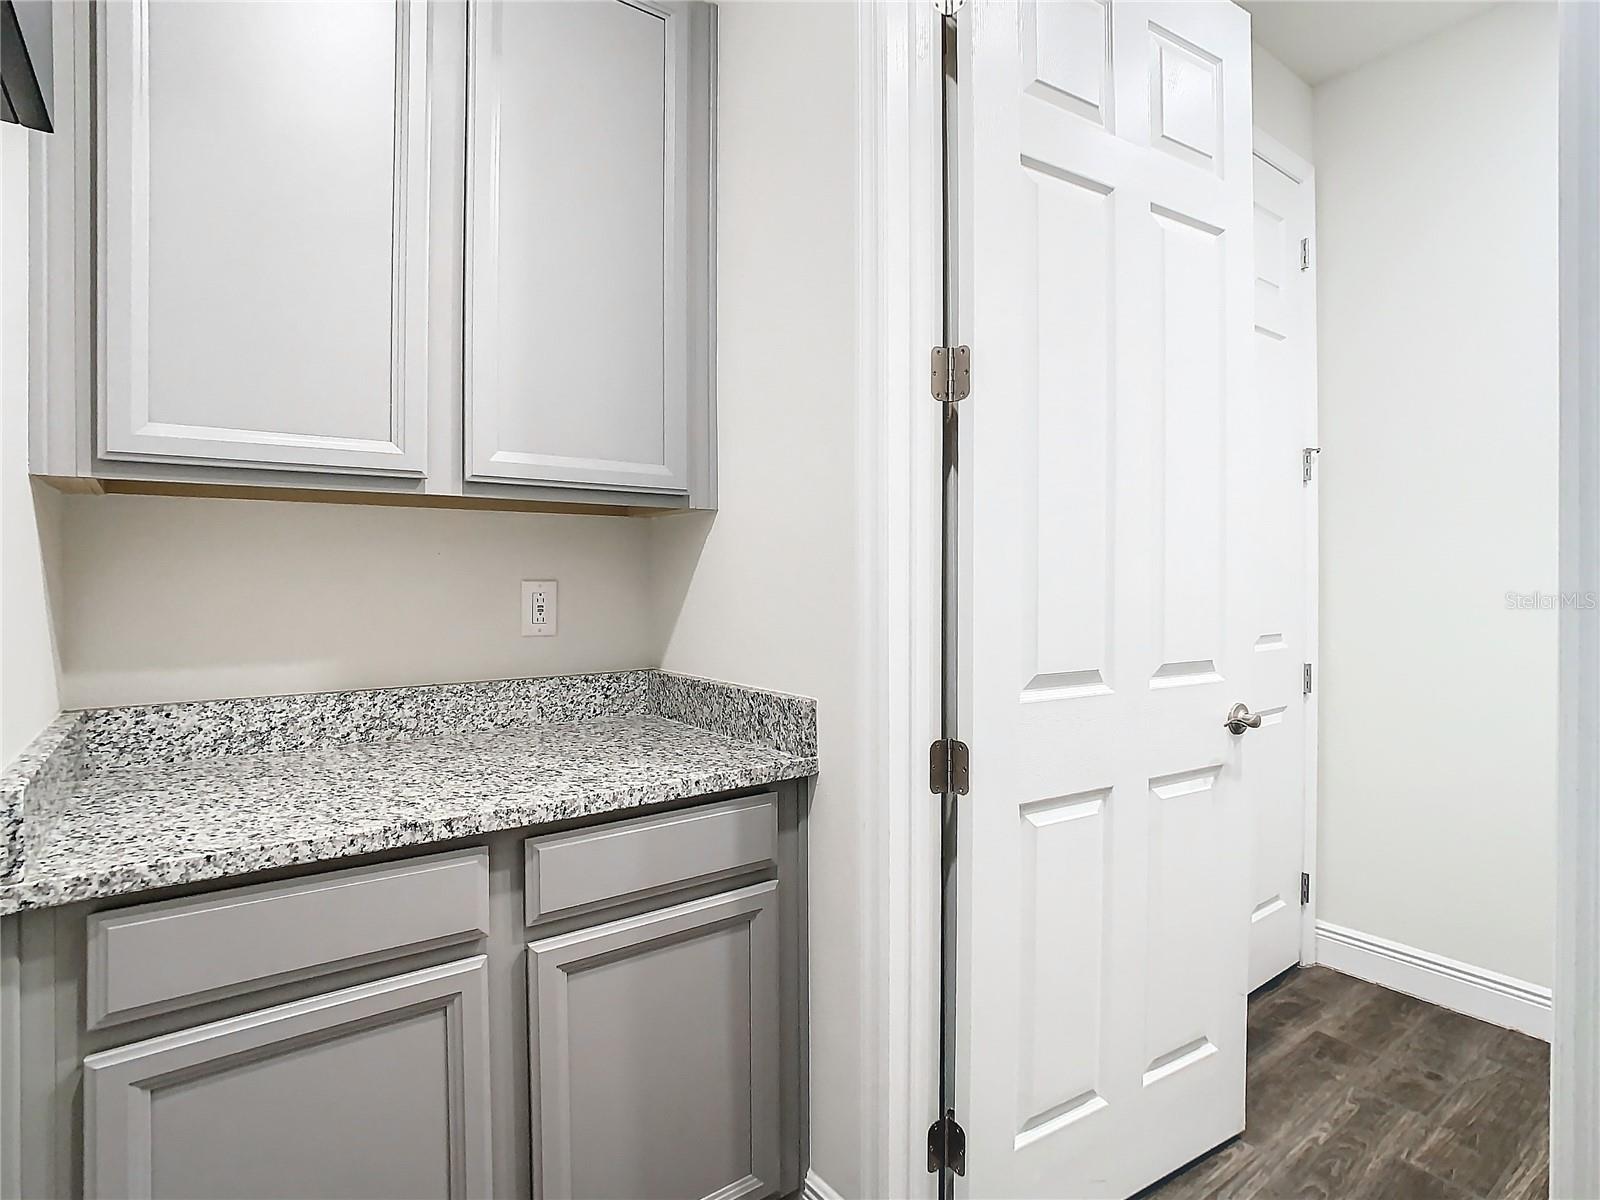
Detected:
left=87, top=848, right=490, bottom=1029
left=524, top=794, right=776, bottom=925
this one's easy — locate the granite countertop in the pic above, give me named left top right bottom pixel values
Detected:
left=0, top=670, right=817, bottom=915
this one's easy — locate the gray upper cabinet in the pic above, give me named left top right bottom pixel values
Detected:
left=465, top=0, right=714, bottom=498
left=83, top=957, right=495, bottom=1200
left=32, top=1, right=714, bottom=510
left=527, top=882, right=781, bottom=1200
left=96, top=0, right=431, bottom=476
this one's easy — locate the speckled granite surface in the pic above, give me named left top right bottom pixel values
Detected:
left=0, top=672, right=816, bottom=915
left=0, top=713, right=88, bottom=883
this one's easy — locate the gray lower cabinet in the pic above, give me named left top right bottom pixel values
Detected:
left=528, top=882, right=780, bottom=1200
left=83, top=957, right=494, bottom=1200
left=2, top=790, right=804, bottom=1200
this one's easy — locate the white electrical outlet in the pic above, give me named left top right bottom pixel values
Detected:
left=521, top=580, right=558, bottom=637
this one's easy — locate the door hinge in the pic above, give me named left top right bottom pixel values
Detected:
left=929, top=738, right=970, bottom=796
left=1303, top=663, right=1313, bottom=695
left=1300, top=237, right=1311, bottom=271
left=1301, top=872, right=1312, bottom=906
left=931, top=345, right=971, bottom=404
left=927, top=1110, right=968, bottom=1176
left=936, top=0, right=964, bottom=14
left=1302, top=446, right=1320, bottom=484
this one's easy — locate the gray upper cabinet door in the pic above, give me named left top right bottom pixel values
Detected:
left=96, top=0, right=431, bottom=476
left=465, top=1, right=710, bottom=495
left=527, top=883, right=781, bottom=1200
left=83, top=957, right=494, bottom=1200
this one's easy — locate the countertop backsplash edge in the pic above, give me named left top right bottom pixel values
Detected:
left=68, top=668, right=817, bottom=772
left=0, top=712, right=89, bottom=884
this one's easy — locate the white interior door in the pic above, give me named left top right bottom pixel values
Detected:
left=1246, top=133, right=1318, bottom=991
left=954, top=2, right=1257, bottom=1195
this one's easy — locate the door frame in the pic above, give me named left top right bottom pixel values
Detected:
left=851, top=3, right=946, bottom=1199
left=1250, top=127, right=1322, bottom=971
left=1556, top=2, right=1600, bottom=1195
left=866, top=3, right=1600, bottom=1198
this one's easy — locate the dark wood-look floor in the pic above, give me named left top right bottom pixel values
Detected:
left=1140, top=967, right=1550, bottom=1200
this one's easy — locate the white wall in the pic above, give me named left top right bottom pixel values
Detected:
left=650, top=2, right=866, bottom=1192
left=1252, top=41, right=1314, bottom=161
left=1315, top=1, right=1558, bottom=986
left=55, top=493, right=658, bottom=709
left=1, top=125, right=62, bottom=763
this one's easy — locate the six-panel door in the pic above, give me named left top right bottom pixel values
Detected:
left=95, top=0, right=431, bottom=477
left=83, top=958, right=494, bottom=1200
left=956, top=1, right=1258, bottom=1194
left=527, top=882, right=781, bottom=1200
left=1246, top=136, right=1317, bottom=991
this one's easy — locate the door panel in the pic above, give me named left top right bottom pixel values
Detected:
left=97, top=0, right=430, bottom=476
left=1014, top=789, right=1110, bottom=1146
left=83, top=958, right=493, bottom=1200
left=956, top=3, right=1255, bottom=1194
left=1024, top=161, right=1113, bottom=699
left=465, top=0, right=693, bottom=492
left=1247, top=139, right=1317, bottom=990
left=527, top=883, right=780, bottom=1200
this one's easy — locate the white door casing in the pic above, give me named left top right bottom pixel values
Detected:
left=97, top=0, right=432, bottom=476
left=954, top=2, right=1256, bottom=1195
left=1246, top=132, right=1318, bottom=991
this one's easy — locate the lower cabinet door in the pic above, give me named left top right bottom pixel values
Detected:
left=528, top=882, right=781, bottom=1200
left=84, top=957, right=494, bottom=1200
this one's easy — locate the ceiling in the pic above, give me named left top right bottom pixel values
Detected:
left=1239, top=1, right=1498, bottom=86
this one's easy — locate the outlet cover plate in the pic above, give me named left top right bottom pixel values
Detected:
left=521, top=580, right=558, bottom=637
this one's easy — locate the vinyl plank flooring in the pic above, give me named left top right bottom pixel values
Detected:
left=1245, top=983, right=1326, bottom=1064
left=1315, top=982, right=1432, bottom=1058
left=1138, top=1138, right=1258, bottom=1200
left=1408, top=1057, right=1550, bottom=1197
left=1359, top=1049, right=1451, bottom=1116
left=1344, top=1156, right=1477, bottom=1200
left=1399, top=1005, right=1517, bottom=1085
left=1139, top=967, right=1549, bottom=1200
left=1241, top=1086, right=1420, bottom=1200
left=1495, top=1119, right=1552, bottom=1200
left=1245, top=1029, right=1373, bottom=1135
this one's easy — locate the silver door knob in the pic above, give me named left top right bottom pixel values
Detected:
left=1224, top=703, right=1263, bottom=735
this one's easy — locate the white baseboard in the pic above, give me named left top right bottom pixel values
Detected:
left=1314, top=919, right=1552, bottom=1041
left=802, top=1170, right=846, bottom=1200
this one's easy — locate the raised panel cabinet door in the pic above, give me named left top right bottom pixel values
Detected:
left=465, top=0, right=708, bottom=493
left=83, top=957, right=494, bottom=1200
left=528, top=882, right=781, bottom=1200
left=97, top=0, right=431, bottom=475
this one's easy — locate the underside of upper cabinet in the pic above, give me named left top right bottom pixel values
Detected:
left=29, top=0, right=717, bottom=516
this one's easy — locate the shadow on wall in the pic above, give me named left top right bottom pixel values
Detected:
left=50, top=491, right=666, bottom=710
left=648, top=510, right=716, bottom=658
left=0, top=480, right=66, bottom=760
